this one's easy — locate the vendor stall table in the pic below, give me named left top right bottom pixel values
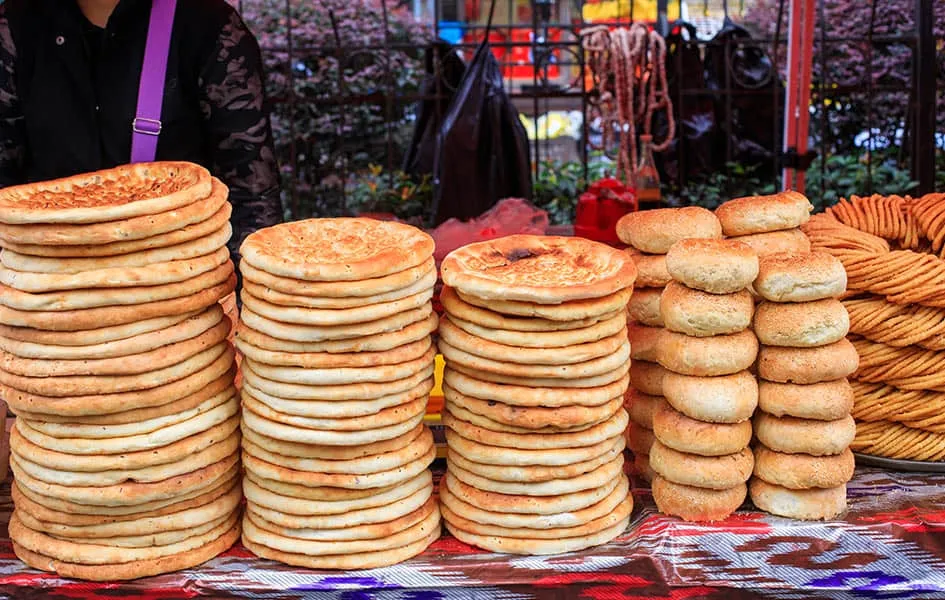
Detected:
left=0, top=464, right=941, bottom=599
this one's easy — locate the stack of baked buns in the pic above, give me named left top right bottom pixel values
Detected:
left=438, top=235, right=636, bottom=555
left=235, top=218, right=441, bottom=569
left=751, top=252, right=858, bottom=520
left=649, top=238, right=760, bottom=521
left=716, top=191, right=813, bottom=257
left=0, top=163, right=242, bottom=580
left=615, top=207, right=723, bottom=480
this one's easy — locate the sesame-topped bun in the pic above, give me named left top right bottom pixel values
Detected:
left=716, top=191, right=814, bottom=236
left=753, top=298, right=850, bottom=347
left=665, top=238, right=759, bottom=294
left=660, top=281, right=754, bottom=337
left=616, top=207, right=722, bottom=255
left=754, top=252, right=847, bottom=303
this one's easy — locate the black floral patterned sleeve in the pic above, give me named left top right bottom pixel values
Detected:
left=0, top=10, right=27, bottom=187
left=198, top=11, right=282, bottom=268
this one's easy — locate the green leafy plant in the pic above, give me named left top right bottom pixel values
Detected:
left=343, top=165, right=433, bottom=224
left=532, top=153, right=612, bottom=225
left=664, top=162, right=777, bottom=211
left=805, top=151, right=918, bottom=210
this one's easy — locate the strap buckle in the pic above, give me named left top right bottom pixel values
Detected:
left=132, top=117, right=162, bottom=136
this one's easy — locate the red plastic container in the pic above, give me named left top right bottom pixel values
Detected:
left=574, top=178, right=637, bottom=246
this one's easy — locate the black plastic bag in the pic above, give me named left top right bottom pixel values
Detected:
left=431, top=41, right=532, bottom=225
left=657, top=21, right=720, bottom=184
left=703, top=16, right=783, bottom=177
left=402, top=40, right=467, bottom=178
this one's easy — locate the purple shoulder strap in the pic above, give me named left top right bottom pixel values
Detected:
left=130, top=0, right=178, bottom=164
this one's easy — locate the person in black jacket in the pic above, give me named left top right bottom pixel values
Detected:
left=0, top=0, right=281, bottom=268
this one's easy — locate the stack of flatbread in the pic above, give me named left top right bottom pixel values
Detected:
left=438, top=235, right=637, bottom=555
left=235, top=218, right=441, bottom=569
left=0, top=163, right=242, bottom=581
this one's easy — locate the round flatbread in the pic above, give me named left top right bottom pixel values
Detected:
left=0, top=178, right=226, bottom=248
left=0, top=310, right=200, bottom=347
left=443, top=368, right=628, bottom=407
left=442, top=409, right=628, bottom=450
left=1, top=222, right=231, bottom=273
left=448, top=454, right=624, bottom=496
left=1, top=201, right=231, bottom=258
left=444, top=385, right=622, bottom=429
left=439, top=317, right=627, bottom=365
left=0, top=162, right=212, bottom=225
left=241, top=507, right=439, bottom=556
left=242, top=427, right=433, bottom=476
left=241, top=257, right=436, bottom=298
left=242, top=345, right=434, bottom=386
left=247, top=495, right=437, bottom=542
left=441, top=235, right=636, bottom=303
left=240, top=303, right=433, bottom=343
left=0, top=305, right=225, bottom=360
left=439, top=474, right=629, bottom=529
left=446, top=436, right=624, bottom=483
left=13, top=464, right=239, bottom=517
left=10, top=431, right=238, bottom=486
left=235, top=335, right=432, bottom=369
left=0, top=318, right=230, bottom=376
left=240, top=218, right=434, bottom=281
left=241, top=360, right=433, bottom=401
left=241, top=407, right=425, bottom=446
left=445, top=311, right=627, bottom=348
left=242, top=392, right=428, bottom=433
left=447, top=362, right=630, bottom=390
left=440, top=286, right=621, bottom=332
left=236, top=312, right=438, bottom=354
left=0, top=273, right=236, bottom=331
left=12, top=453, right=239, bottom=507
left=241, top=378, right=432, bottom=419
left=13, top=523, right=240, bottom=581
left=240, top=287, right=433, bottom=327
left=3, top=350, right=235, bottom=418
left=443, top=470, right=620, bottom=515
left=247, top=482, right=432, bottom=530
left=0, top=261, right=234, bottom=311
left=243, top=471, right=432, bottom=517
left=442, top=496, right=632, bottom=541
left=243, top=267, right=436, bottom=309
left=0, top=342, right=230, bottom=396
left=455, top=287, right=633, bottom=322
left=242, top=524, right=438, bottom=571
left=15, top=398, right=238, bottom=454
left=0, top=246, right=229, bottom=293
left=439, top=336, right=630, bottom=378
left=11, top=473, right=239, bottom=527
left=241, top=423, right=426, bottom=461
left=445, top=429, right=624, bottom=466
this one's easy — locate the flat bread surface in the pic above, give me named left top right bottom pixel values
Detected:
left=0, top=246, right=229, bottom=292
left=0, top=261, right=234, bottom=311
left=0, top=272, right=236, bottom=331
left=0, top=162, right=212, bottom=225
left=240, top=287, right=433, bottom=327
left=240, top=218, right=434, bottom=281
left=441, top=235, right=636, bottom=303
left=0, top=222, right=231, bottom=273
left=242, top=267, right=436, bottom=310
left=440, top=286, right=622, bottom=331
left=240, top=257, right=435, bottom=299
left=0, top=200, right=231, bottom=257
left=0, top=179, right=227, bottom=247
left=13, top=523, right=240, bottom=581
left=456, top=287, right=632, bottom=321
left=235, top=312, right=437, bottom=354
left=0, top=305, right=224, bottom=360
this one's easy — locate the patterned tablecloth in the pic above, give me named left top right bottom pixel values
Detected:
left=0, top=464, right=942, bottom=599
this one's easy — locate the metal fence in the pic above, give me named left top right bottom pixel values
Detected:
left=238, top=0, right=943, bottom=224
